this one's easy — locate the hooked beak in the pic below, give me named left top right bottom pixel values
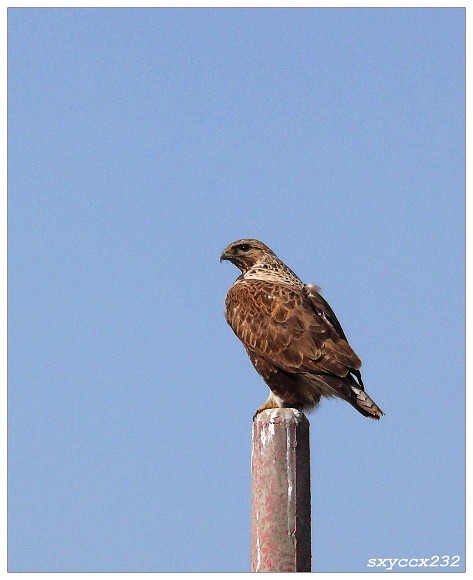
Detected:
left=220, top=250, right=230, bottom=263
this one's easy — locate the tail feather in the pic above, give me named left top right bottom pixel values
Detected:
left=348, top=384, right=384, bottom=420
left=299, top=371, right=384, bottom=419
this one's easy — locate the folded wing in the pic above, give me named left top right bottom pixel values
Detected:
left=225, top=279, right=361, bottom=380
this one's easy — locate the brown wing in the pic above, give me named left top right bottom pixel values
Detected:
left=303, top=284, right=366, bottom=388
left=225, top=279, right=361, bottom=379
left=303, top=284, right=349, bottom=341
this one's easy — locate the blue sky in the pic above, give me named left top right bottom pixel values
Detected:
left=8, top=8, right=465, bottom=573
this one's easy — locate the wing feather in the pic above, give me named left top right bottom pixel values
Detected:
left=225, top=279, right=361, bottom=378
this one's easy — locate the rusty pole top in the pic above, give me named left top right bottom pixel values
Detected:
left=251, top=408, right=311, bottom=572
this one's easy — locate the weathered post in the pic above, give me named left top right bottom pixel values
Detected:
left=251, top=408, right=311, bottom=572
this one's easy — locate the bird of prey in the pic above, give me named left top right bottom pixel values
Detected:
left=220, top=239, right=383, bottom=419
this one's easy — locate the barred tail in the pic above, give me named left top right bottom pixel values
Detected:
left=348, top=384, right=384, bottom=420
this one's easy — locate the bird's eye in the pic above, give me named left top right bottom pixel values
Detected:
left=235, top=244, right=251, bottom=252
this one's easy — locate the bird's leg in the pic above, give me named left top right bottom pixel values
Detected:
left=253, top=397, right=280, bottom=420
left=253, top=391, right=302, bottom=420
left=253, top=401, right=304, bottom=420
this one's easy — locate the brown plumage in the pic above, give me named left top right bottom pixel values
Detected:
left=220, top=239, right=384, bottom=419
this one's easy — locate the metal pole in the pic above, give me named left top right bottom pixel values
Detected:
left=251, top=408, right=311, bottom=572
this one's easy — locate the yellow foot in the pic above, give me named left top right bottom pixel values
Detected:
left=253, top=399, right=280, bottom=421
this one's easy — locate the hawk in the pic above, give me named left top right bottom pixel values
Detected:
left=220, top=239, right=383, bottom=419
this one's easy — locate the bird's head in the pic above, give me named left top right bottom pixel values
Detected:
left=220, top=239, right=276, bottom=273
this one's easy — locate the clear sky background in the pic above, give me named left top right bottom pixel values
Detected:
left=8, top=8, right=465, bottom=573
